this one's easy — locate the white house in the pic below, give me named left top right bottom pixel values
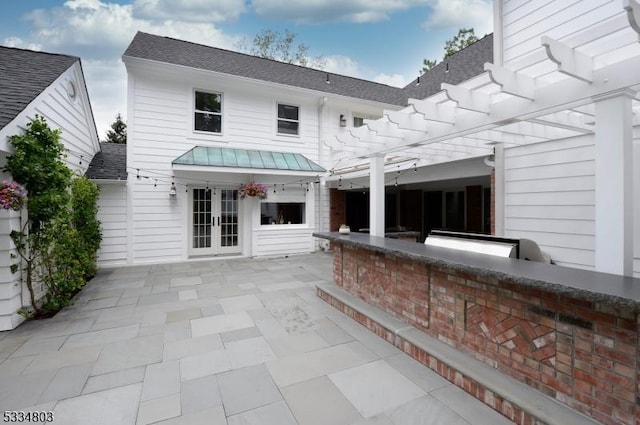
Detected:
left=91, top=31, right=492, bottom=267
left=0, top=46, right=100, bottom=330
left=93, top=0, right=640, bottom=279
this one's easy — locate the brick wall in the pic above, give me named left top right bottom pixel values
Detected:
left=334, top=245, right=639, bottom=425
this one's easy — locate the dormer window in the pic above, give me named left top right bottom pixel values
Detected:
left=195, top=91, right=222, bottom=133
left=277, top=103, right=299, bottom=135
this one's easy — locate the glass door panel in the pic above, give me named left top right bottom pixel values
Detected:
left=218, top=189, right=239, bottom=252
left=192, top=188, right=213, bottom=252
left=190, top=188, right=241, bottom=256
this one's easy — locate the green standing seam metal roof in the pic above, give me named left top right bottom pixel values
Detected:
left=173, top=147, right=326, bottom=173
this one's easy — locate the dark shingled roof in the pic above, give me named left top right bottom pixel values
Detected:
left=123, top=32, right=408, bottom=106
left=0, top=46, right=79, bottom=130
left=402, top=34, right=494, bottom=100
left=86, top=143, right=127, bottom=181
left=123, top=32, right=493, bottom=108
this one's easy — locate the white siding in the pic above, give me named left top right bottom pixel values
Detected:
left=0, top=209, right=24, bottom=331
left=253, top=228, right=315, bottom=256
left=96, top=184, right=127, bottom=266
left=501, top=0, right=622, bottom=66
left=0, top=62, right=100, bottom=174
left=127, top=68, right=328, bottom=263
left=504, top=135, right=596, bottom=270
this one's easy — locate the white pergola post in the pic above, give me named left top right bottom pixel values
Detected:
left=593, top=89, right=635, bottom=276
left=370, top=155, right=385, bottom=237
left=493, top=143, right=505, bottom=236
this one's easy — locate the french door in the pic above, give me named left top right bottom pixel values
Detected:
left=190, top=188, right=240, bottom=255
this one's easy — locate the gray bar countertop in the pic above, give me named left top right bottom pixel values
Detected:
left=314, top=232, right=640, bottom=310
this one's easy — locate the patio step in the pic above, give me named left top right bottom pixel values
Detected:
left=317, top=284, right=601, bottom=425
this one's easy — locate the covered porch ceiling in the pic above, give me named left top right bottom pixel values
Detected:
left=326, top=1, right=640, bottom=180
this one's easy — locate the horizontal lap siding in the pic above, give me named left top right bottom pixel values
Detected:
left=504, top=136, right=595, bottom=270
left=129, top=72, right=321, bottom=263
left=502, top=0, right=621, bottom=66
left=96, top=185, right=127, bottom=266
left=254, top=228, right=315, bottom=256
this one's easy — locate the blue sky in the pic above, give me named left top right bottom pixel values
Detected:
left=1, top=0, right=493, bottom=137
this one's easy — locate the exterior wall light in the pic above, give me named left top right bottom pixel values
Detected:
left=169, top=182, right=177, bottom=200
left=339, top=114, right=347, bottom=127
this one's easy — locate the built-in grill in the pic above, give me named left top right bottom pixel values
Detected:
left=424, top=230, right=552, bottom=263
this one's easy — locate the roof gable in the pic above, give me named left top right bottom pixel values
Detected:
left=0, top=46, right=79, bottom=130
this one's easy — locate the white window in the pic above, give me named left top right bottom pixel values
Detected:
left=277, top=103, right=299, bottom=135
left=195, top=91, right=222, bottom=133
left=260, top=188, right=306, bottom=225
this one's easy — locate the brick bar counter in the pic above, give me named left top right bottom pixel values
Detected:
left=314, top=232, right=640, bottom=425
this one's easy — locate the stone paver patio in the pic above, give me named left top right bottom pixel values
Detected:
left=0, top=253, right=514, bottom=425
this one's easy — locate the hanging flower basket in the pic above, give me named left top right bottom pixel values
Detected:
left=239, top=182, right=267, bottom=200
left=0, top=181, right=27, bottom=211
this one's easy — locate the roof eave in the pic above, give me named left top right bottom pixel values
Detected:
left=122, top=55, right=406, bottom=108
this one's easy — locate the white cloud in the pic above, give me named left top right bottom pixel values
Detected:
left=251, top=0, right=424, bottom=24
left=2, top=37, right=42, bottom=51
left=132, top=0, right=246, bottom=23
left=323, top=55, right=362, bottom=78
left=372, top=73, right=410, bottom=88
left=16, top=0, right=242, bottom=137
left=424, top=0, right=493, bottom=36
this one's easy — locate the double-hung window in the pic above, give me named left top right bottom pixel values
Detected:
left=195, top=91, right=222, bottom=133
left=277, top=103, right=299, bottom=135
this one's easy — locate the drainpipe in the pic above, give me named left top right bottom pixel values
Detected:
left=318, top=97, right=328, bottom=246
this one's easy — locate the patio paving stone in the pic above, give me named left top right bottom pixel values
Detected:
left=217, top=363, right=282, bottom=416
left=328, top=359, right=425, bottom=418
left=0, top=253, right=517, bottom=425
left=282, top=376, right=362, bottom=425
left=227, top=400, right=297, bottom=425
left=180, top=374, right=222, bottom=414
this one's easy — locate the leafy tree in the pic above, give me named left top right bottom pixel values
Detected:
left=421, top=28, right=479, bottom=74
left=104, top=113, right=127, bottom=144
left=422, top=59, right=437, bottom=73
left=237, top=29, right=326, bottom=69
left=5, top=116, right=102, bottom=314
left=444, top=28, right=478, bottom=58
left=6, top=116, right=72, bottom=233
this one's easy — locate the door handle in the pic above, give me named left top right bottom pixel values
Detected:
left=217, top=216, right=220, bottom=226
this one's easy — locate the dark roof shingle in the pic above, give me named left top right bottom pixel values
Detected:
left=0, top=46, right=78, bottom=130
left=402, top=34, right=494, bottom=100
left=86, top=143, right=127, bottom=181
left=123, top=32, right=408, bottom=106
left=123, top=32, right=493, bottom=109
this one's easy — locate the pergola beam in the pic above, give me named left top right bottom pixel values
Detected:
left=485, top=63, right=536, bottom=100
left=352, top=52, right=640, bottom=158
left=542, top=36, right=593, bottom=83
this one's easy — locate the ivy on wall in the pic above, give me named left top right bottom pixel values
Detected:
left=4, top=116, right=102, bottom=315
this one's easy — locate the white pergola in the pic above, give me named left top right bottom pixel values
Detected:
left=325, top=0, right=640, bottom=276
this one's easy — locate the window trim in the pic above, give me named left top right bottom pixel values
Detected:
left=193, top=89, right=223, bottom=135
left=276, top=102, right=300, bottom=137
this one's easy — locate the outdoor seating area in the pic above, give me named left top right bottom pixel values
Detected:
left=0, top=253, right=515, bottom=425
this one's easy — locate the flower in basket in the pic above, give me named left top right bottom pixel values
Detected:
left=0, top=181, right=27, bottom=211
left=239, top=182, right=267, bottom=199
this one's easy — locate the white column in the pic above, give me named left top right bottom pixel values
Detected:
left=593, top=89, right=634, bottom=276
left=494, top=143, right=505, bottom=236
left=370, top=155, right=385, bottom=237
